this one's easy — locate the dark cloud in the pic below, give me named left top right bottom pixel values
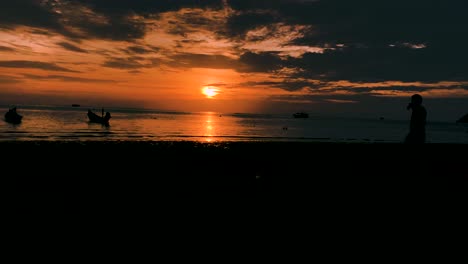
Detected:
left=165, top=9, right=225, bottom=37
left=75, top=0, right=223, bottom=16
left=123, top=45, right=157, bottom=55
left=223, top=0, right=468, bottom=86
left=3, top=0, right=467, bottom=46
left=286, top=0, right=468, bottom=47
left=208, top=46, right=460, bottom=93
left=0, top=46, right=15, bottom=52
left=242, top=80, right=314, bottom=91
left=243, top=79, right=468, bottom=94
left=304, top=85, right=432, bottom=96
left=0, top=0, right=223, bottom=41
left=23, top=74, right=116, bottom=83
left=228, top=1, right=468, bottom=46
left=175, top=39, right=207, bottom=48
left=334, top=85, right=431, bottom=94
left=57, top=42, right=88, bottom=53
left=0, top=60, right=79, bottom=72
left=0, top=1, right=64, bottom=31
left=0, top=75, right=21, bottom=84
left=175, top=9, right=219, bottom=27
left=286, top=45, right=468, bottom=83
left=272, top=80, right=315, bottom=91
left=70, top=14, right=147, bottom=41
left=223, top=11, right=279, bottom=39
left=227, top=0, right=309, bottom=12
left=204, top=83, right=228, bottom=87
left=339, top=84, right=468, bottom=93
left=67, top=0, right=224, bottom=40
left=179, top=39, right=206, bottom=44
left=102, top=57, right=149, bottom=69
left=28, top=29, right=54, bottom=36
left=167, top=24, right=194, bottom=38
left=169, top=53, right=239, bottom=69
left=237, top=52, right=284, bottom=73
left=324, top=99, right=359, bottom=104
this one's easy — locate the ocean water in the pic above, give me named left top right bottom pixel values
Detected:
left=1, top=106, right=467, bottom=143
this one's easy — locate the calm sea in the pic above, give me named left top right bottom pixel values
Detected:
left=1, top=106, right=467, bottom=143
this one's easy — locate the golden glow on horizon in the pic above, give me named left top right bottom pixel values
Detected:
left=202, top=86, right=220, bottom=99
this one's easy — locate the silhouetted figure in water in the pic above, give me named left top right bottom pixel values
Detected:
left=4, top=106, right=23, bottom=124
left=405, top=94, right=427, bottom=144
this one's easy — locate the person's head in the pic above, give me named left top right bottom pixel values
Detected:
left=410, top=94, right=423, bottom=106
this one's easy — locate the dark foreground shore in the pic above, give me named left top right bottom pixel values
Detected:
left=6, top=141, right=467, bottom=216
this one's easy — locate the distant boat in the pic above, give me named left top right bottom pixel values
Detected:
left=293, top=112, right=309, bottom=118
left=72, top=104, right=81, bottom=107
left=4, top=107, right=22, bottom=124
left=87, top=109, right=111, bottom=126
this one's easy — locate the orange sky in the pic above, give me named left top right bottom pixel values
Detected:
left=1, top=1, right=467, bottom=119
left=0, top=21, right=311, bottom=112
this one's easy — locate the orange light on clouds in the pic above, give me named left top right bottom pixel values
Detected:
left=202, top=86, right=220, bottom=99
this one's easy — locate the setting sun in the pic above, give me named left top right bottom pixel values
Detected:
left=202, top=86, right=220, bottom=99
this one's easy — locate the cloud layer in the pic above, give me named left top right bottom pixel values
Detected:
left=1, top=0, right=467, bottom=112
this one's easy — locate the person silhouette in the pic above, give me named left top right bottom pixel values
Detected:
left=104, top=112, right=111, bottom=121
left=405, top=94, right=427, bottom=144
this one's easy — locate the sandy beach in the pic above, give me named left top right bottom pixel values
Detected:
left=7, top=141, right=467, bottom=215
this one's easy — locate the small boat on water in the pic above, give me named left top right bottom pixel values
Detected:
left=4, top=107, right=23, bottom=124
left=293, top=112, right=309, bottom=118
left=72, top=104, right=81, bottom=107
left=87, top=109, right=111, bottom=126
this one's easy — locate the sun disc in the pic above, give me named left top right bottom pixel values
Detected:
left=202, top=86, right=220, bottom=98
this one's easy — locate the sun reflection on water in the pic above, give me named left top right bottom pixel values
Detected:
left=204, top=112, right=214, bottom=142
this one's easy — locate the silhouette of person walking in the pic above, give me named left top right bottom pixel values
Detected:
left=405, top=94, right=427, bottom=144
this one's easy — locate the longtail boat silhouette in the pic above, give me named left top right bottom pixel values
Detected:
left=87, top=109, right=111, bottom=126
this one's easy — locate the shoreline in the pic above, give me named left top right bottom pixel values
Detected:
left=7, top=141, right=467, bottom=215
left=6, top=140, right=466, bottom=179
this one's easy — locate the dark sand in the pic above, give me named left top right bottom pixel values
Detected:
left=6, top=141, right=467, bottom=216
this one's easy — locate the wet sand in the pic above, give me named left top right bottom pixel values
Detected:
left=6, top=141, right=467, bottom=215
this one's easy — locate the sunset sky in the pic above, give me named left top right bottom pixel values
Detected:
left=1, top=0, right=467, bottom=120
